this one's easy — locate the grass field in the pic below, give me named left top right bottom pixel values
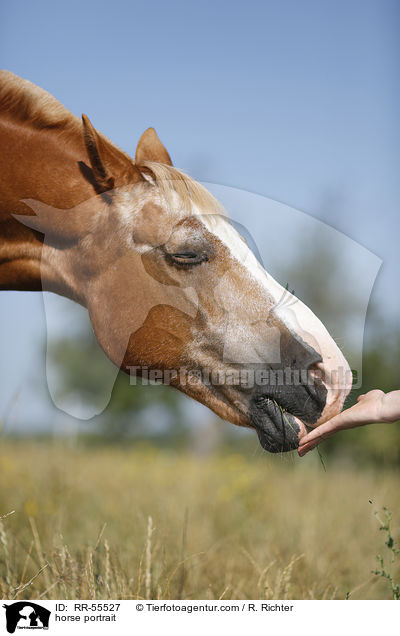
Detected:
left=0, top=439, right=399, bottom=600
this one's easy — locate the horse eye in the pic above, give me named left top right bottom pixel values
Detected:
left=167, top=252, right=208, bottom=267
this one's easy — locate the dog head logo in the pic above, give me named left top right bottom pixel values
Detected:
left=2, top=602, right=50, bottom=633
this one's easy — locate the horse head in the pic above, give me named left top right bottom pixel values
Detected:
left=19, top=117, right=352, bottom=452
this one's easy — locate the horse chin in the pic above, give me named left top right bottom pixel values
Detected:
left=175, top=380, right=251, bottom=428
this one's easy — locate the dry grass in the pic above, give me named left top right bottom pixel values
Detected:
left=0, top=439, right=398, bottom=600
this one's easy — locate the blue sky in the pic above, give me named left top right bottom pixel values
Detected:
left=0, top=0, right=398, bottom=430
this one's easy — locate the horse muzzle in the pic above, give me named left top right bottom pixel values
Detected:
left=248, top=374, right=327, bottom=453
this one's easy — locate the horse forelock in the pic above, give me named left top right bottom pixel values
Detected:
left=139, top=161, right=226, bottom=220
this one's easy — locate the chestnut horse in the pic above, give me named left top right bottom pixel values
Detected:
left=0, top=71, right=351, bottom=452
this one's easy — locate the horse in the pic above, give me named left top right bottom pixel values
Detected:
left=0, top=71, right=352, bottom=453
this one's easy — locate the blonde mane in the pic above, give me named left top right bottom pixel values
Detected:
left=141, top=161, right=226, bottom=218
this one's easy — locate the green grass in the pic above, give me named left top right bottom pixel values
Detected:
left=0, top=439, right=398, bottom=600
left=372, top=507, right=400, bottom=599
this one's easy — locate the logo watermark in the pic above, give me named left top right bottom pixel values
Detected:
left=127, top=364, right=355, bottom=390
left=2, top=603, right=51, bottom=633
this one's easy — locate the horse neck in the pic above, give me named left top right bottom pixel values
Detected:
left=0, top=115, right=94, bottom=303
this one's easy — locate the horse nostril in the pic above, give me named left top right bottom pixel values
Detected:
left=304, top=363, right=327, bottom=407
left=308, top=362, right=327, bottom=387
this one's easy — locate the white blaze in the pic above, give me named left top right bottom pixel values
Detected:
left=199, top=212, right=352, bottom=422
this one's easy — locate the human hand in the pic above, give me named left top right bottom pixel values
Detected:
left=298, top=389, right=400, bottom=457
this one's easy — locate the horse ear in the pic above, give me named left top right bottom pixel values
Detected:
left=81, top=114, right=117, bottom=193
left=135, top=128, right=173, bottom=166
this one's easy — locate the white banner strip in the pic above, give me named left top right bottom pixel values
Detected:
left=1, top=599, right=399, bottom=635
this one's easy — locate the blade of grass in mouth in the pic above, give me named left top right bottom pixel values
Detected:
left=274, top=399, right=327, bottom=470
left=273, top=399, right=297, bottom=436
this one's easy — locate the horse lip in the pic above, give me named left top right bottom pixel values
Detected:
left=256, top=428, right=281, bottom=453
left=250, top=397, right=301, bottom=453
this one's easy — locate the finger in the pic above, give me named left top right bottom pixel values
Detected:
left=298, top=433, right=326, bottom=451
left=299, top=417, right=341, bottom=446
left=298, top=440, right=319, bottom=456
